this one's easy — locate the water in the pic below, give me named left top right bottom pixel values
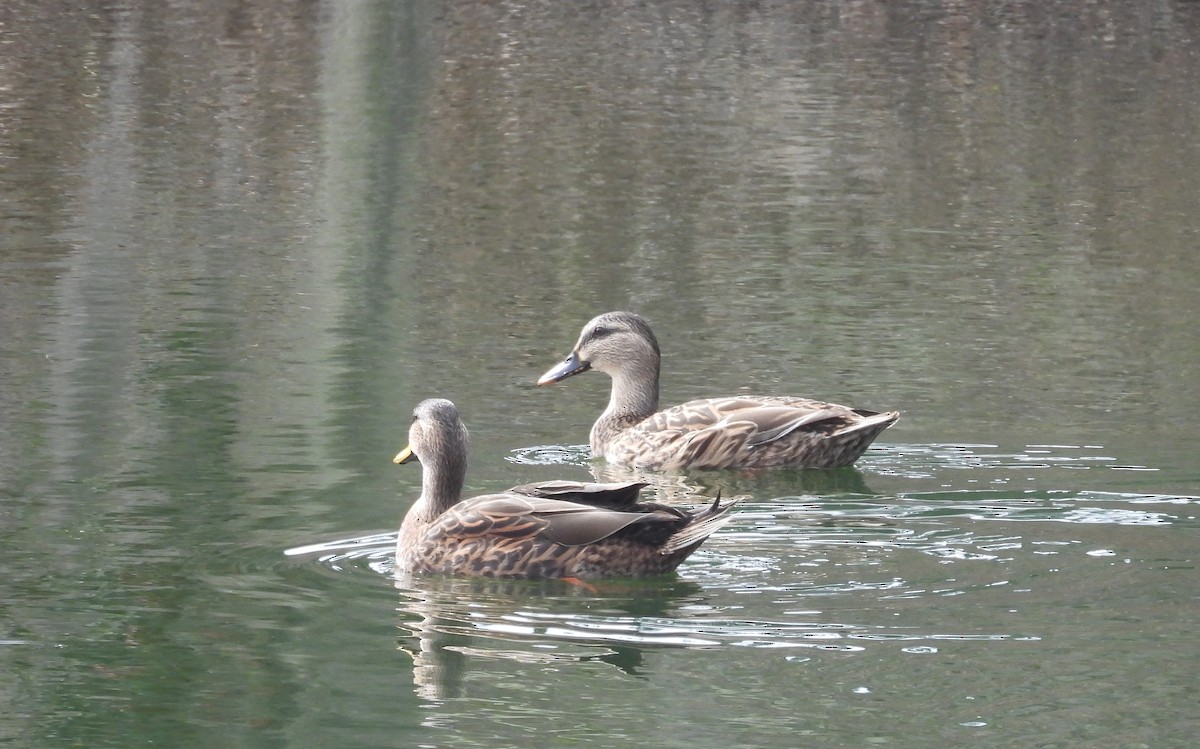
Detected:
left=3, top=1, right=1199, bottom=747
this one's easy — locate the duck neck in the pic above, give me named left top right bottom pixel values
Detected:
left=407, top=449, right=467, bottom=525
left=592, top=360, right=660, bottom=450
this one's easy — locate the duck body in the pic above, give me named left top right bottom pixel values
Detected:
left=394, top=399, right=735, bottom=579
left=594, top=395, right=900, bottom=471
left=538, top=311, right=900, bottom=471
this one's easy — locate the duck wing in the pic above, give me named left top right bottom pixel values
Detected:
left=627, top=396, right=897, bottom=469
left=424, top=493, right=687, bottom=549
left=507, top=480, right=649, bottom=509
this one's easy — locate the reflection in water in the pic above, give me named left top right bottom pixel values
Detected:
left=388, top=568, right=1051, bottom=703
left=285, top=445, right=1191, bottom=709
left=276, top=429, right=1200, bottom=748
left=509, top=443, right=881, bottom=498
left=393, top=574, right=706, bottom=700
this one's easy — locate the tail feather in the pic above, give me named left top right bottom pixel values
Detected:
left=660, top=492, right=739, bottom=555
left=833, top=410, right=900, bottom=438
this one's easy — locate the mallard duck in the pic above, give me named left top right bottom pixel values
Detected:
left=392, top=398, right=737, bottom=579
left=537, top=311, right=900, bottom=470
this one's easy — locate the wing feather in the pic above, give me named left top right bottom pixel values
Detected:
left=643, top=398, right=865, bottom=447
left=509, top=480, right=648, bottom=508
left=424, top=493, right=684, bottom=549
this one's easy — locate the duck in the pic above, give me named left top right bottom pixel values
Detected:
left=537, top=311, right=899, bottom=470
left=392, top=398, right=737, bottom=579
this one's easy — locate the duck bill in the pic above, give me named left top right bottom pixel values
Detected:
left=393, top=445, right=416, bottom=464
left=537, top=351, right=591, bottom=385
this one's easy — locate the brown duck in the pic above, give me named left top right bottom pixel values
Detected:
left=393, top=398, right=737, bottom=579
left=537, top=311, right=899, bottom=470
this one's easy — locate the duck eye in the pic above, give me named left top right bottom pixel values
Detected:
left=591, top=325, right=611, bottom=339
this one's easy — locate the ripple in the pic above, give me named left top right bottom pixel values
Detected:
left=507, top=444, right=592, bottom=466
left=868, top=442, right=1158, bottom=479
left=395, top=586, right=1039, bottom=657
left=284, top=532, right=396, bottom=577
left=278, top=442, right=1190, bottom=691
left=714, top=487, right=1195, bottom=558
left=888, top=490, right=1186, bottom=526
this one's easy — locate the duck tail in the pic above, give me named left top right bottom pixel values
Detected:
left=834, top=410, right=901, bottom=438
left=660, top=491, right=739, bottom=555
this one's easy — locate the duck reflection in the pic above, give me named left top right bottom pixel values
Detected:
left=509, top=443, right=880, bottom=499
left=587, top=461, right=878, bottom=502
left=393, top=573, right=708, bottom=700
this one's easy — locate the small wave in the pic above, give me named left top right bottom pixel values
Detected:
left=507, top=444, right=592, bottom=466
left=284, top=532, right=396, bottom=576
left=868, top=442, right=1157, bottom=479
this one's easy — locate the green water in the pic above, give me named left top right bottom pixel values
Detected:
left=2, top=1, right=1198, bottom=747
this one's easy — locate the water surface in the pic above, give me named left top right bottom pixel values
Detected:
left=2, top=1, right=1199, bottom=747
